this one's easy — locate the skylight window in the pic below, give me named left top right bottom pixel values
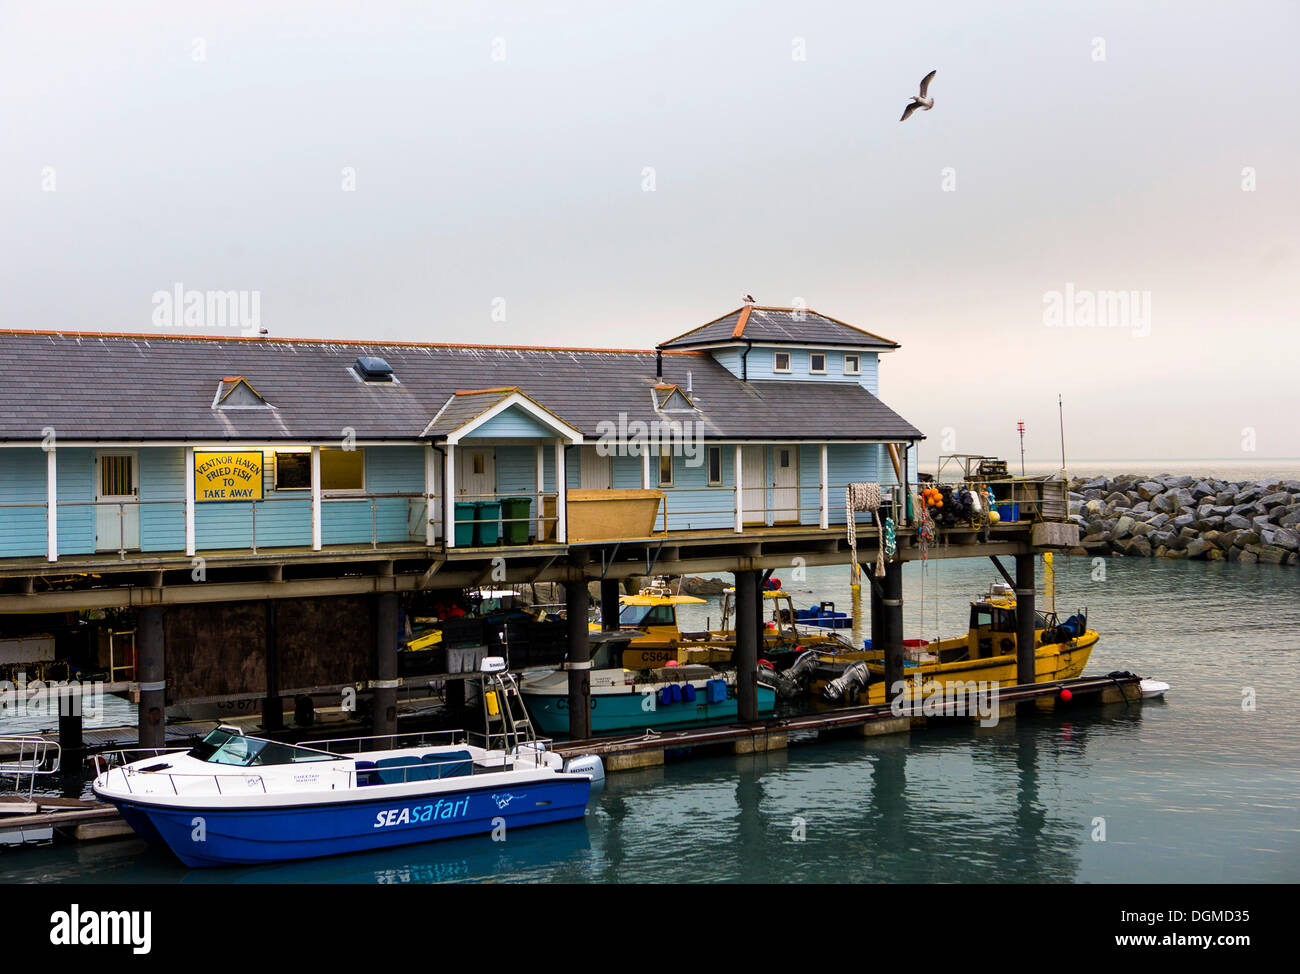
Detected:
left=354, top=356, right=394, bottom=382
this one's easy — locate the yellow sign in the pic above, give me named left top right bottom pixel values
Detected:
left=194, top=451, right=264, bottom=502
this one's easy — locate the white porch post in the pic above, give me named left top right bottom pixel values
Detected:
left=733, top=444, right=743, bottom=533
left=819, top=443, right=829, bottom=530
left=185, top=446, right=196, bottom=555
left=555, top=442, right=567, bottom=543
left=424, top=444, right=438, bottom=546
left=311, top=446, right=322, bottom=550
left=535, top=444, right=545, bottom=541
left=445, top=445, right=457, bottom=548
left=641, top=447, right=650, bottom=489
left=46, top=446, right=57, bottom=562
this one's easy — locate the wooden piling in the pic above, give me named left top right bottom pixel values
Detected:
left=883, top=560, right=905, bottom=703
left=566, top=578, right=592, bottom=740
left=1015, top=553, right=1036, bottom=688
left=136, top=606, right=166, bottom=750
left=734, top=569, right=759, bottom=722
left=373, top=591, right=399, bottom=739
left=600, top=577, right=620, bottom=631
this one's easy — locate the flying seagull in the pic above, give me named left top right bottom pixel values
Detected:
left=900, top=70, right=936, bottom=122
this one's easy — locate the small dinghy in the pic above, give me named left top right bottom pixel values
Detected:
left=1139, top=679, right=1171, bottom=700
left=93, top=658, right=602, bottom=868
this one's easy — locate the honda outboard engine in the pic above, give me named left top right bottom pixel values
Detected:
left=823, top=660, right=872, bottom=702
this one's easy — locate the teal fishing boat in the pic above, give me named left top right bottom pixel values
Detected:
left=518, top=638, right=775, bottom=736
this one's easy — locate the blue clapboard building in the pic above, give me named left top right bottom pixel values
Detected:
left=0, top=305, right=922, bottom=564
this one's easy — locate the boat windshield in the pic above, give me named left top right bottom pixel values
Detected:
left=187, top=729, right=336, bottom=767
left=620, top=603, right=675, bottom=627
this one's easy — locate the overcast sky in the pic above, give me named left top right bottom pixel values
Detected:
left=3, top=1, right=1296, bottom=466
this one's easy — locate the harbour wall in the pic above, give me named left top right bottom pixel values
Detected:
left=1064, top=474, right=1300, bottom=565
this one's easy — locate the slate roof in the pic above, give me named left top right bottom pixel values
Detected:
left=657, top=306, right=900, bottom=350
left=423, top=389, right=517, bottom=438
left=0, top=329, right=923, bottom=443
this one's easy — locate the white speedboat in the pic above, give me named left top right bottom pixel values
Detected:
left=93, top=659, right=602, bottom=868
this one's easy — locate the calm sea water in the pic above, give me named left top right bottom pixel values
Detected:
left=4, top=554, right=1298, bottom=884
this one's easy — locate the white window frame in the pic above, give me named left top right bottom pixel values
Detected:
left=272, top=450, right=312, bottom=491
left=319, top=447, right=367, bottom=495
left=707, top=446, right=723, bottom=486
left=843, top=353, right=860, bottom=375
left=809, top=352, right=827, bottom=374
left=774, top=350, right=792, bottom=374
left=658, top=451, right=674, bottom=487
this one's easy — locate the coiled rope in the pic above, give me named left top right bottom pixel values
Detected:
left=846, top=482, right=885, bottom=578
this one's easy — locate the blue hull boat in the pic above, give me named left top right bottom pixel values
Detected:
left=94, top=718, right=600, bottom=867
left=107, top=775, right=589, bottom=868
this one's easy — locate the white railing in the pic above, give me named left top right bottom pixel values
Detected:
left=0, top=736, right=62, bottom=801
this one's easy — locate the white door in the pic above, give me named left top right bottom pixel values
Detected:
left=95, top=451, right=140, bottom=552
left=772, top=446, right=799, bottom=523
left=741, top=446, right=766, bottom=525
left=456, top=447, right=496, bottom=501
left=579, top=445, right=612, bottom=489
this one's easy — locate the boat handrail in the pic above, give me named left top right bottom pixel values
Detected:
left=0, top=736, right=62, bottom=800
left=300, top=729, right=468, bottom=754
left=105, top=765, right=269, bottom=797
left=91, top=746, right=192, bottom=776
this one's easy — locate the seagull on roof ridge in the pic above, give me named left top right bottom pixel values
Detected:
left=743, top=294, right=756, bottom=305
left=900, top=70, right=936, bottom=122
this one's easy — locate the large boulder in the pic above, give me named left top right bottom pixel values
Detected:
left=1113, top=515, right=1135, bottom=539
left=1265, top=528, right=1300, bottom=551
left=1216, top=530, right=1240, bottom=550
left=1172, top=512, right=1196, bottom=530
left=1154, top=491, right=1181, bottom=515
left=1105, top=491, right=1132, bottom=509
left=1185, top=538, right=1214, bottom=559
left=1137, top=481, right=1165, bottom=500
left=1123, top=536, right=1153, bottom=558
left=1261, top=491, right=1290, bottom=509
left=1258, top=545, right=1289, bottom=565
left=1147, top=512, right=1171, bottom=530
left=1225, top=513, right=1252, bottom=531
left=1215, top=489, right=1237, bottom=506
left=1192, top=481, right=1217, bottom=500
left=1235, top=486, right=1263, bottom=505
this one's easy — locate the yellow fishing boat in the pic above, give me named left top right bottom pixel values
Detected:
left=809, top=582, right=1098, bottom=706
left=593, top=579, right=854, bottom=671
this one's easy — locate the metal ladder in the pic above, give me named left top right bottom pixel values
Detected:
left=480, top=668, right=537, bottom=754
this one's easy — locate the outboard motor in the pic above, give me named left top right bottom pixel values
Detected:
left=564, top=753, right=606, bottom=789
left=823, top=661, right=872, bottom=702
left=769, top=649, right=819, bottom=698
